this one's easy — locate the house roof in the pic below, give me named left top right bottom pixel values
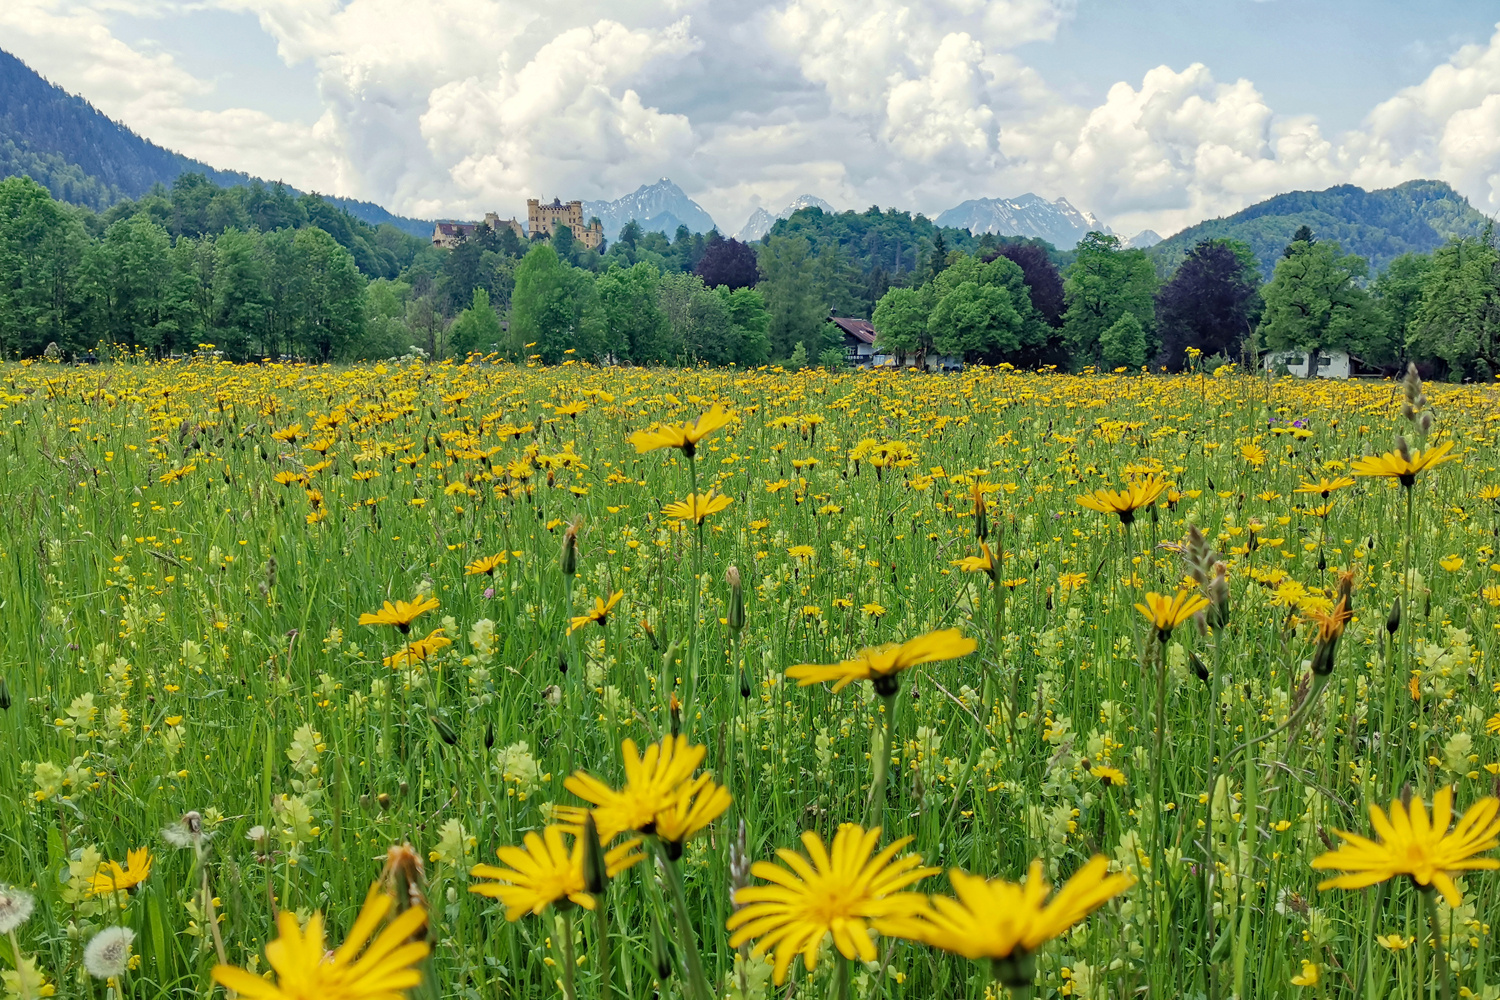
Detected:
left=828, top=316, right=876, bottom=344
left=434, top=222, right=477, bottom=237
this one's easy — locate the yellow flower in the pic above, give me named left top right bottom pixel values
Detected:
left=662, top=492, right=733, bottom=525
left=787, top=544, right=815, bottom=559
left=952, top=542, right=998, bottom=581
left=359, top=596, right=440, bottom=635
left=916, top=856, right=1133, bottom=967
left=1135, top=590, right=1211, bottom=639
left=629, top=405, right=734, bottom=458
left=1376, top=934, right=1413, bottom=951
left=89, top=847, right=152, bottom=895
left=465, top=553, right=507, bottom=576
left=1290, top=960, right=1320, bottom=987
left=383, top=629, right=452, bottom=669
left=785, top=628, right=977, bottom=696
left=1480, top=485, right=1500, bottom=502
left=468, top=826, right=640, bottom=920
left=562, top=736, right=709, bottom=843
left=651, top=773, right=732, bottom=854
left=568, top=591, right=623, bottom=634
left=725, top=824, right=936, bottom=985
left=1057, top=572, right=1087, bottom=594
left=862, top=603, right=886, bottom=617
left=212, top=885, right=428, bottom=1000
left=1295, top=476, right=1355, bottom=497
left=1350, top=439, right=1457, bottom=486
left=1075, top=474, right=1169, bottom=524
left=1092, top=766, right=1126, bottom=787
left=1239, top=443, right=1267, bottom=467
left=1310, top=786, right=1500, bottom=905
left=1440, top=555, right=1465, bottom=572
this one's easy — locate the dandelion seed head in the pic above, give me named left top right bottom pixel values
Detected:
left=84, top=926, right=135, bottom=979
left=0, top=885, right=35, bottom=934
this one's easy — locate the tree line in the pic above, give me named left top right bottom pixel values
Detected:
left=4, top=169, right=1498, bottom=377
left=865, top=222, right=1500, bottom=379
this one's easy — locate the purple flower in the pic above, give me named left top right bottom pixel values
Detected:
left=483, top=587, right=495, bottom=599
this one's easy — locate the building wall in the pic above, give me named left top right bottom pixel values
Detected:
left=526, top=198, right=605, bottom=249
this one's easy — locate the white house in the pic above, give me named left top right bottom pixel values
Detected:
left=1263, top=349, right=1351, bottom=379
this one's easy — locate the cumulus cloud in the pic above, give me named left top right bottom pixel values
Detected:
left=2, top=0, right=1500, bottom=239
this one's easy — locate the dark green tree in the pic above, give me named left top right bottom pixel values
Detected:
left=1257, top=238, right=1376, bottom=376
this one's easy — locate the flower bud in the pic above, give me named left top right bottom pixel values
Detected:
left=725, top=566, right=745, bottom=633
left=973, top=486, right=989, bottom=541
left=0, top=675, right=9, bottom=711
left=430, top=715, right=459, bottom=745
left=1386, top=596, right=1401, bottom=635
left=582, top=813, right=607, bottom=895
left=651, top=911, right=674, bottom=982
left=559, top=521, right=579, bottom=577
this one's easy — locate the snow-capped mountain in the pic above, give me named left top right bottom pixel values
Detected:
left=582, top=179, right=718, bottom=241
left=734, top=194, right=835, bottom=241
left=1124, top=230, right=1163, bottom=249
left=935, top=194, right=1110, bottom=250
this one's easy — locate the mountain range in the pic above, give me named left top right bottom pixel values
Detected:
left=735, top=194, right=836, bottom=241
left=1148, top=179, right=1492, bottom=276
left=582, top=179, right=718, bottom=241
left=934, top=193, right=1111, bottom=250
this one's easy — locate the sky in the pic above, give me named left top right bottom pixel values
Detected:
left=3, top=0, right=1500, bottom=239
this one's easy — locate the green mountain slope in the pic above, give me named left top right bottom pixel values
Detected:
left=1149, top=180, right=1492, bottom=276
left=0, top=47, right=434, bottom=238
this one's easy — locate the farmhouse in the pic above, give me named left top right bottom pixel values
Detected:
left=827, top=316, right=963, bottom=372
left=1262, top=349, right=1352, bottom=379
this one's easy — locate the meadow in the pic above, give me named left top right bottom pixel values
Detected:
left=0, top=356, right=1497, bottom=1000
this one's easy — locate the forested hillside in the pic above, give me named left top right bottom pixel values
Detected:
left=1149, top=180, right=1491, bottom=276
left=0, top=48, right=433, bottom=237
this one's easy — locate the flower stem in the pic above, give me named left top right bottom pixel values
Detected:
left=864, top=692, right=897, bottom=830
left=1423, top=887, right=1452, bottom=1000
left=7, top=929, right=32, bottom=1000
left=594, top=892, right=613, bottom=1000
left=829, top=954, right=851, bottom=1000
left=560, top=908, right=577, bottom=1000
left=659, top=846, right=713, bottom=1000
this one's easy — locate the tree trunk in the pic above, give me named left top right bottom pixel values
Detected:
left=1305, top=346, right=1320, bottom=379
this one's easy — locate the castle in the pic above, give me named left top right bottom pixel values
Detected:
left=430, top=200, right=605, bottom=250
left=528, top=198, right=605, bottom=249
left=431, top=213, right=524, bottom=250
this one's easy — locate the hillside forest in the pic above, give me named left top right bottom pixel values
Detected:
left=2, top=173, right=1499, bottom=379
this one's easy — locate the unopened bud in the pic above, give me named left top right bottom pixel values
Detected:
left=973, top=487, right=989, bottom=541
left=556, top=651, right=568, bottom=675
left=430, top=715, right=459, bottom=745
left=641, top=619, right=659, bottom=651
left=1190, top=651, right=1210, bottom=684
left=484, top=720, right=495, bottom=749
left=378, top=792, right=392, bottom=811
left=725, top=566, right=745, bottom=633
left=559, top=521, right=579, bottom=577
left=669, top=693, right=681, bottom=738
left=1387, top=596, right=1401, bottom=635
left=0, top=675, right=9, bottom=711
left=582, top=813, right=607, bottom=895
left=651, top=912, right=674, bottom=982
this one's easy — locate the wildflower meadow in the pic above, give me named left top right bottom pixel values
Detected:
left=2, top=357, right=1499, bottom=1000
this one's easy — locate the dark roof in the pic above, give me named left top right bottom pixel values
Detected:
left=828, top=317, right=876, bottom=344
left=434, top=222, right=477, bottom=237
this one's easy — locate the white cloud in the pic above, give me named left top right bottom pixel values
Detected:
left=2, top=1, right=1499, bottom=240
